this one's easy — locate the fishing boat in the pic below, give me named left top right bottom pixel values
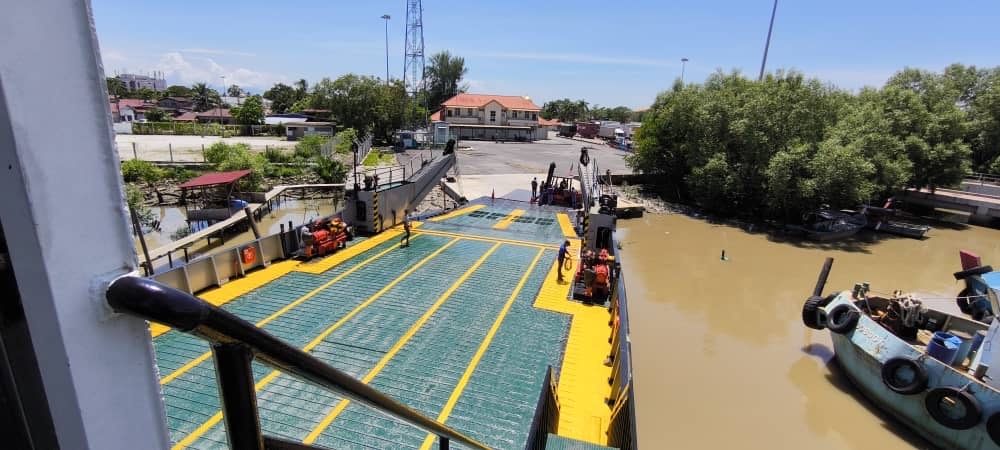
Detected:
left=786, top=209, right=867, bottom=241
left=862, top=200, right=932, bottom=239
left=802, top=255, right=1000, bottom=449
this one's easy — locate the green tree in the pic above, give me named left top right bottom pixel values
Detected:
left=164, top=85, right=193, bottom=98
left=144, top=107, right=169, bottom=122
left=424, top=51, right=468, bottom=110
left=231, top=95, right=264, bottom=129
left=190, top=82, right=220, bottom=112
left=227, top=84, right=243, bottom=97
left=134, top=88, right=158, bottom=101
left=263, top=83, right=298, bottom=114
left=307, top=74, right=382, bottom=135
left=541, top=99, right=590, bottom=122
left=294, top=79, right=309, bottom=99
left=106, top=77, right=126, bottom=97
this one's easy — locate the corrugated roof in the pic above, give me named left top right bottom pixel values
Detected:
left=538, top=117, right=561, bottom=126
left=441, top=93, right=541, bottom=111
left=178, top=169, right=252, bottom=189
left=173, top=112, right=198, bottom=122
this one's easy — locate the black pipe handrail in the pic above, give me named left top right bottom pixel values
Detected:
left=106, top=276, right=489, bottom=450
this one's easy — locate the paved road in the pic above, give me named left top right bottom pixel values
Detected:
left=443, top=136, right=633, bottom=176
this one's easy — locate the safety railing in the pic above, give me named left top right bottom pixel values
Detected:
left=605, top=246, right=637, bottom=449
left=105, top=276, right=489, bottom=450
left=967, top=172, right=1000, bottom=185
left=523, top=366, right=560, bottom=450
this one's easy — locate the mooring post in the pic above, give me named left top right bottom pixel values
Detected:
left=243, top=206, right=260, bottom=239
left=169, top=143, right=174, bottom=163
left=202, top=144, right=206, bottom=162
left=132, top=142, right=137, bottom=160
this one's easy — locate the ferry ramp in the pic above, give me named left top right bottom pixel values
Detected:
left=150, top=198, right=614, bottom=449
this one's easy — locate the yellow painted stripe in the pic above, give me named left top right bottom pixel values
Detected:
left=428, top=204, right=485, bottom=222
left=304, top=242, right=502, bottom=444
left=295, top=228, right=402, bottom=274
left=416, top=228, right=560, bottom=249
left=158, top=237, right=408, bottom=386
left=556, top=212, right=578, bottom=238
left=532, top=258, right=613, bottom=445
left=171, top=238, right=461, bottom=449
left=492, top=208, right=525, bottom=230
left=418, top=248, right=545, bottom=450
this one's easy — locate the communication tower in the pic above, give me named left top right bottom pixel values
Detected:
left=403, top=0, right=426, bottom=128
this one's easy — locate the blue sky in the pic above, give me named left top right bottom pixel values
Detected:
left=93, top=0, right=1000, bottom=109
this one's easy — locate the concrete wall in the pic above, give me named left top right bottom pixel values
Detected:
left=963, top=181, right=1000, bottom=197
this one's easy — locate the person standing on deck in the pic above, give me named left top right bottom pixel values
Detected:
left=531, top=177, right=538, bottom=201
left=557, top=240, right=570, bottom=282
left=400, top=210, right=412, bottom=248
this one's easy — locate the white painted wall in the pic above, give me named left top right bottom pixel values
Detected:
left=0, top=1, right=170, bottom=449
left=484, top=101, right=504, bottom=125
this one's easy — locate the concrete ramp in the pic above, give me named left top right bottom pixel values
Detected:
left=346, top=153, right=457, bottom=233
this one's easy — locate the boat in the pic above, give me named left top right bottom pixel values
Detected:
left=862, top=199, right=932, bottom=239
left=786, top=209, right=867, bottom=241
left=802, top=254, right=1000, bottom=449
left=956, top=250, right=998, bottom=322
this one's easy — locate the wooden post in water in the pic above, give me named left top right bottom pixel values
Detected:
left=202, top=144, right=206, bottom=162
left=168, top=143, right=174, bottom=163
left=132, top=142, right=137, bottom=160
left=129, top=206, right=153, bottom=275
left=243, top=206, right=260, bottom=239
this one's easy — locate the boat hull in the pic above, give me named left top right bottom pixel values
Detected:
left=826, top=293, right=1000, bottom=450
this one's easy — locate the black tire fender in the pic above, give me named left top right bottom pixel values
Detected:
left=802, top=295, right=833, bottom=330
left=957, top=287, right=973, bottom=315
left=953, top=265, right=993, bottom=280
left=827, top=304, right=860, bottom=334
left=881, top=357, right=928, bottom=395
left=925, top=387, right=981, bottom=430
left=986, top=412, right=1000, bottom=447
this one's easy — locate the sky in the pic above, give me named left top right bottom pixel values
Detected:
left=92, top=0, right=1000, bottom=109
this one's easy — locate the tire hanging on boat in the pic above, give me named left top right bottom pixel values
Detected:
left=957, top=287, right=974, bottom=315
left=986, top=412, right=1000, bottom=447
left=827, top=304, right=860, bottom=334
left=802, top=295, right=833, bottom=330
left=924, top=387, right=982, bottom=430
left=880, top=357, right=928, bottom=395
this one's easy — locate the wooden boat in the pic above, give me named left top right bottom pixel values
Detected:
left=862, top=199, right=932, bottom=239
left=802, top=257, right=1000, bottom=449
left=786, top=209, right=866, bottom=241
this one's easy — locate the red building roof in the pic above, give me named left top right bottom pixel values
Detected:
left=173, top=112, right=198, bottom=122
left=538, top=117, right=561, bottom=127
left=195, top=108, right=232, bottom=118
left=429, top=110, right=444, bottom=121
left=441, top=93, right=541, bottom=111
left=178, top=169, right=252, bottom=189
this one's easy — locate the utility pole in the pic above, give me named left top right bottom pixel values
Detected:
left=758, top=0, right=778, bottom=81
left=381, top=15, right=391, bottom=86
left=404, top=0, right=426, bottom=129
left=219, top=75, right=225, bottom=130
left=681, top=57, right=689, bottom=83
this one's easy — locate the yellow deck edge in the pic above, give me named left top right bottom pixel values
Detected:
left=533, top=252, right=613, bottom=445
left=492, top=208, right=526, bottom=230
left=428, top=204, right=485, bottom=222
left=295, top=228, right=403, bottom=274
left=556, top=213, right=577, bottom=238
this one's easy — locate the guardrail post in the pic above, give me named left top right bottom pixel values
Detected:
left=212, top=343, right=264, bottom=450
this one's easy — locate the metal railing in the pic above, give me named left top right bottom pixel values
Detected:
left=523, top=366, right=560, bottom=450
left=604, top=248, right=637, bottom=449
left=105, top=276, right=490, bottom=450
left=966, top=171, right=1000, bottom=185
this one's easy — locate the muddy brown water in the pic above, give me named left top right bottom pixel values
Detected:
left=619, top=214, right=1000, bottom=450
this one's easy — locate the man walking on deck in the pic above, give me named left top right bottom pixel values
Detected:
left=400, top=210, right=412, bottom=248
left=557, top=240, right=570, bottom=282
left=531, top=177, right=538, bottom=201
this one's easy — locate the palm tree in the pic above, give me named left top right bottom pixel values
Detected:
left=190, top=82, right=218, bottom=112
left=425, top=51, right=468, bottom=109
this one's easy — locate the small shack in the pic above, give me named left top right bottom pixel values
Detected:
left=285, top=122, right=335, bottom=140
left=178, top=169, right=253, bottom=222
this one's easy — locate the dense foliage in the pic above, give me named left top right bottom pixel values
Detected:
left=628, top=65, right=1000, bottom=221
left=540, top=99, right=637, bottom=123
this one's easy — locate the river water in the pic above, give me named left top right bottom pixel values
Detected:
left=619, top=213, right=1000, bottom=449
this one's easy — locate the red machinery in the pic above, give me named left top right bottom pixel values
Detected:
left=300, top=217, right=350, bottom=259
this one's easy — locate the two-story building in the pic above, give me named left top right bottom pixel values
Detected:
left=433, top=93, right=546, bottom=141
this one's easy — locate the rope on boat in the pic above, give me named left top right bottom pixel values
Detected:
left=868, top=290, right=989, bottom=301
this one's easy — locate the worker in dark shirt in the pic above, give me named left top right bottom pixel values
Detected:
left=531, top=177, right=538, bottom=201
left=557, top=240, right=570, bottom=282
left=400, top=210, right=411, bottom=248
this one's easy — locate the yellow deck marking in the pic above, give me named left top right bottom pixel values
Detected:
left=427, top=204, right=485, bottom=222
left=556, top=213, right=578, bottom=238
left=150, top=229, right=403, bottom=337
left=416, top=228, right=559, bottom=249
left=418, top=248, right=545, bottom=450
left=171, top=238, right=461, bottom=449
left=303, top=242, right=502, bottom=444
left=492, top=208, right=525, bottom=230
left=158, top=238, right=406, bottom=385
left=532, top=258, right=613, bottom=445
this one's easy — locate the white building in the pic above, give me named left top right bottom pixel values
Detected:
left=432, top=93, right=547, bottom=141
left=117, top=72, right=166, bottom=92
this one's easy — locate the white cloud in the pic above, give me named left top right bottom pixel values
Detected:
left=155, top=52, right=287, bottom=89
left=179, top=48, right=257, bottom=57
left=464, top=51, right=678, bottom=68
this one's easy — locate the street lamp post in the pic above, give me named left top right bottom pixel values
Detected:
left=381, top=14, right=391, bottom=85
left=758, top=0, right=778, bottom=81
left=681, top=58, right=689, bottom=83
left=219, top=75, right=225, bottom=133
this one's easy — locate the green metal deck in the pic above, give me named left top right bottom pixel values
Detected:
left=152, top=200, right=576, bottom=449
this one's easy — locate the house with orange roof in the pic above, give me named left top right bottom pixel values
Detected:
left=433, top=93, right=548, bottom=141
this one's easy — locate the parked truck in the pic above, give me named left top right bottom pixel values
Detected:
left=557, top=123, right=577, bottom=138
left=574, top=121, right=600, bottom=139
